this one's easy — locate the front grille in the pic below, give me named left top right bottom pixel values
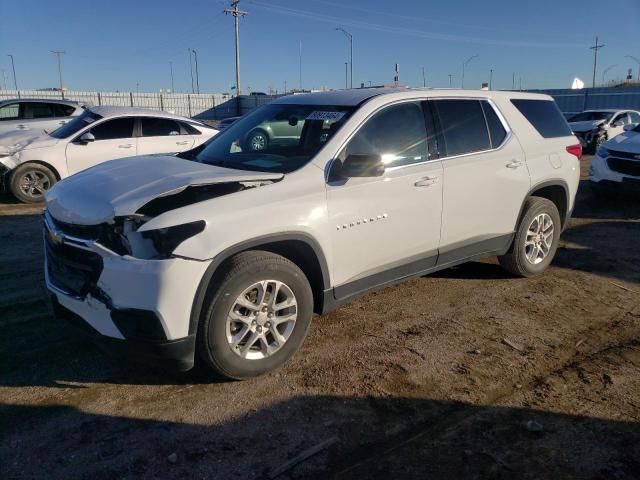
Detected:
left=45, top=233, right=103, bottom=297
left=608, top=158, right=640, bottom=177
left=607, top=149, right=640, bottom=160
left=53, top=218, right=101, bottom=240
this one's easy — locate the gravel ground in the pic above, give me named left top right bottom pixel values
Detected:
left=1, top=156, right=639, bottom=479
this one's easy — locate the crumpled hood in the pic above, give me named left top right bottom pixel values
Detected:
left=569, top=120, right=605, bottom=133
left=0, top=130, right=55, bottom=153
left=46, top=155, right=284, bottom=225
left=603, top=131, right=640, bottom=154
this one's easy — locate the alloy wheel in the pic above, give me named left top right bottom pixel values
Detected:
left=524, top=213, right=554, bottom=265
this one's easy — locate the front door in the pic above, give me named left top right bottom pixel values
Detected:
left=66, top=117, right=136, bottom=175
left=136, top=117, right=195, bottom=155
left=327, top=101, right=443, bottom=294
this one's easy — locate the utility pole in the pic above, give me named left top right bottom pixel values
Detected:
left=225, top=0, right=248, bottom=96
left=344, top=62, right=348, bottom=89
left=169, top=61, right=174, bottom=92
left=625, top=55, right=640, bottom=81
left=448, top=74, right=453, bottom=87
left=590, top=36, right=605, bottom=88
left=461, top=54, right=478, bottom=89
left=8, top=54, right=18, bottom=91
left=50, top=50, right=65, bottom=94
left=188, top=48, right=195, bottom=93
left=299, top=40, right=302, bottom=90
left=336, top=27, right=353, bottom=89
left=192, top=49, right=200, bottom=93
left=512, top=72, right=516, bottom=90
left=489, top=69, right=493, bottom=90
left=422, top=67, right=426, bottom=87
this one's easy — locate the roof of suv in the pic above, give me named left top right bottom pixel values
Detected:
left=0, top=98, right=83, bottom=107
left=272, top=88, right=553, bottom=106
left=88, top=105, right=196, bottom=121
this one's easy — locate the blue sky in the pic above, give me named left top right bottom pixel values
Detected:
left=1, top=0, right=639, bottom=93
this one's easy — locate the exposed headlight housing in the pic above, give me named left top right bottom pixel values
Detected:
left=140, top=220, right=206, bottom=259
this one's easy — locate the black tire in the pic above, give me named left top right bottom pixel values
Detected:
left=247, top=129, right=269, bottom=151
left=196, top=251, right=313, bottom=380
left=498, top=196, right=561, bottom=277
left=10, top=163, right=57, bottom=204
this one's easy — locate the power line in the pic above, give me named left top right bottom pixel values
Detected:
left=590, top=36, right=605, bottom=89
left=225, top=0, right=248, bottom=96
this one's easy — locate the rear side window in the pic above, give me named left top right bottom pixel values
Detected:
left=89, top=117, right=135, bottom=140
left=141, top=117, right=182, bottom=137
left=26, top=103, right=55, bottom=119
left=181, top=122, right=201, bottom=135
left=53, top=104, right=76, bottom=117
left=511, top=99, right=572, bottom=138
left=630, top=112, right=640, bottom=123
left=481, top=101, right=507, bottom=148
left=432, top=99, right=491, bottom=156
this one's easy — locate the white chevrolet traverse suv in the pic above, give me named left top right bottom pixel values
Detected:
left=43, top=89, right=581, bottom=379
left=1, top=106, right=218, bottom=203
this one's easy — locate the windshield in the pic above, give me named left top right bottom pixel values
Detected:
left=194, top=103, right=355, bottom=173
left=49, top=110, right=102, bottom=139
left=568, top=111, right=613, bottom=122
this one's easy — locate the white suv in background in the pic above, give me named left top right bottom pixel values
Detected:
left=43, top=89, right=580, bottom=379
left=0, top=98, right=86, bottom=135
left=589, top=122, right=640, bottom=193
left=0, top=106, right=218, bottom=202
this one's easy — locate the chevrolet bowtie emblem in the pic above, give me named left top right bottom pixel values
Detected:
left=48, top=229, right=64, bottom=246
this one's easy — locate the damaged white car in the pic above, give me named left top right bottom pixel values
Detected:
left=567, top=109, right=640, bottom=152
left=44, top=89, right=580, bottom=379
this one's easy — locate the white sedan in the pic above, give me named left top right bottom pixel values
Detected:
left=0, top=106, right=218, bottom=203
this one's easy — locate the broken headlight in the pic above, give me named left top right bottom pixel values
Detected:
left=140, top=220, right=206, bottom=259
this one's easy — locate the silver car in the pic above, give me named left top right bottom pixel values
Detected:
left=0, top=99, right=86, bottom=135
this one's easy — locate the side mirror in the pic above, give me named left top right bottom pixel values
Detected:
left=288, top=116, right=299, bottom=127
left=623, top=123, right=638, bottom=132
left=340, top=153, right=385, bottom=178
left=612, top=120, right=624, bottom=128
left=78, top=132, right=95, bottom=144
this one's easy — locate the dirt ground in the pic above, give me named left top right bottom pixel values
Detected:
left=1, top=156, right=639, bottom=479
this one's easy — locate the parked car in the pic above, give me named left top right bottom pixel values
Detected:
left=589, top=122, right=640, bottom=193
left=43, top=89, right=580, bottom=379
left=0, top=106, right=218, bottom=202
left=567, top=109, right=640, bottom=152
left=217, top=116, right=241, bottom=130
left=0, top=98, right=86, bottom=135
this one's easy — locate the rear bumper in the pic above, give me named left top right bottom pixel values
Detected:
left=51, top=295, right=196, bottom=371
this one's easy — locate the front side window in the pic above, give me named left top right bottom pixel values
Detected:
left=89, top=117, right=135, bottom=140
left=432, top=99, right=491, bottom=156
left=344, top=102, right=428, bottom=168
left=50, top=110, right=102, bottom=138
left=0, top=103, right=20, bottom=120
left=193, top=103, right=354, bottom=173
left=612, top=113, right=629, bottom=125
left=141, top=117, right=182, bottom=137
left=629, top=112, right=640, bottom=124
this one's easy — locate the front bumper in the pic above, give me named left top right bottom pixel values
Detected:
left=589, top=153, right=640, bottom=192
left=44, top=212, right=211, bottom=371
left=0, top=162, right=9, bottom=192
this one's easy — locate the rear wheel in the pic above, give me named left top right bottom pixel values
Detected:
left=10, top=163, right=57, bottom=203
left=196, top=251, right=313, bottom=379
left=248, top=130, right=268, bottom=151
left=498, top=196, right=561, bottom=277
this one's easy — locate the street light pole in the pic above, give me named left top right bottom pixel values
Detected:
left=192, top=49, right=200, bottom=94
left=602, top=64, right=617, bottom=87
left=50, top=51, right=65, bottom=96
left=188, top=48, right=194, bottom=93
left=336, top=27, right=353, bottom=89
left=169, top=61, right=174, bottom=92
left=461, top=54, right=478, bottom=89
left=422, top=67, right=426, bottom=88
left=489, top=69, right=493, bottom=90
left=344, top=62, right=348, bottom=89
left=7, top=55, right=18, bottom=91
left=625, top=55, right=640, bottom=81
left=448, top=74, right=453, bottom=87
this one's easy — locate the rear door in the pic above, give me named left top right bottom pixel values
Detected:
left=65, top=117, right=137, bottom=175
left=0, top=102, right=22, bottom=133
left=136, top=117, right=195, bottom=155
left=609, top=112, right=630, bottom=138
left=432, top=98, right=530, bottom=262
left=20, top=102, right=65, bottom=132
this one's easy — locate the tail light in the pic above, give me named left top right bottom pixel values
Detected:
left=566, top=144, right=582, bottom=160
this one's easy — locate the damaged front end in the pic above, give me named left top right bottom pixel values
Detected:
left=574, top=124, right=607, bottom=152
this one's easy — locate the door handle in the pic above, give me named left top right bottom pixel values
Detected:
left=118, top=144, right=133, bottom=149
left=414, top=176, right=439, bottom=187
left=58, top=121, right=66, bottom=125
left=16, top=124, right=27, bottom=130
left=506, top=160, right=523, bottom=169
left=175, top=140, right=189, bottom=145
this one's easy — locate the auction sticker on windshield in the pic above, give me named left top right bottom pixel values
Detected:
left=306, top=111, right=346, bottom=121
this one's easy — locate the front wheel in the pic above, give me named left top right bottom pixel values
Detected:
left=498, top=196, right=561, bottom=277
left=247, top=130, right=268, bottom=151
left=9, top=163, right=57, bottom=203
left=196, top=251, right=313, bottom=380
